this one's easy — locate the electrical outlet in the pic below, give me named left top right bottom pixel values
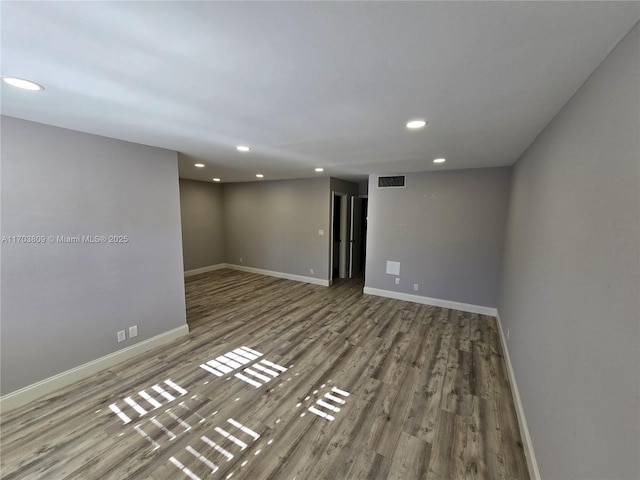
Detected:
left=506, top=328, right=510, bottom=340
left=395, top=277, right=400, bottom=285
left=318, top=229, right=324, bottom=236
left=239, top=257, right=243, bottom=263
left=129, top=325, right=138, bottom=338
left=310, top=268, right=314, bottom=275
left=413, top=284, right=419, bottom=291
left=117, top=330, right=126, bottom=342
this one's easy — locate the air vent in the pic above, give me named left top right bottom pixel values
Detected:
left=377, top=175, right=406, bottom=188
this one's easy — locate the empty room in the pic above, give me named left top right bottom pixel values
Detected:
left=1, top=2, right=638, bottom=480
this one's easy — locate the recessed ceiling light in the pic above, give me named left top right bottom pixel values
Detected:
left=315, top=168, right=324, bottom=172
left=433, top=158, right=446, bottom=164
left=2, top=76, right=44, bottom=91
left=406, top=120, right=426, bottom=129
left=213, top=178, right=221, bottom=182
left=237, top=146, right=251, bottom=152
left=194, top=163, right=205, bottom=168
left=256, top=174, right=264, bottom=178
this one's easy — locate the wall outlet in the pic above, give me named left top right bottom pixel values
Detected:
left=318, top=229, right=324, bottom=236
left=506, top=328, right=510, bottom=341
left=395, top=277, right=400, bottom=285
left=310, top=268, right=314, bottom=275
left=129, top=325, right=138, bottom=338
left=239, top=257, right=243, bottom=263
left=117, top=330, right=126, bottom=342
left=413, top=284, right=419, bottom=291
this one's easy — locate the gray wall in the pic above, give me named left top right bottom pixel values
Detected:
left=365, top=168, right=510, bottom=308
left=357, top=179, right=368, bottom=196
left=222, top=177, right=331, bottom=280
left=0, top=116, right=187, bottom=396
left=179, top=179, right=225, bottom=271
left=499, top=24, right=639, bottom=480
left=330, top=177, right=360, bottom=196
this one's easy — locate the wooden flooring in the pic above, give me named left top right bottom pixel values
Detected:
left=0, top=269, right=529, bottom=479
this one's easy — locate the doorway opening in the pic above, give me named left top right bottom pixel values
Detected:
left=331, top=193, right=348, bottom=280
left=330, top=192, right=367, bottom=283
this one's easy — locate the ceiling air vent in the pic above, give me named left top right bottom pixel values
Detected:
left=377, top=175, right=406, bottom=188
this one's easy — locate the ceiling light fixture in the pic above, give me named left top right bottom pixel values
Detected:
left=315, top=168, right=324, bottom=172
left=213, top=178, right=221, bottom=182
left=433, top=158, right=446, bottom=164
left=256, top=174, right=264, bottom=178
left=236, top=146, right=250, bottom=152
left=194, top=163, right=205, bottom=168
left=406, top=120, right=426, bottom=129
left=2, top=76, right=44, bottom=91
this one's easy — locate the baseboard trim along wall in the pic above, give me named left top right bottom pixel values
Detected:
left=184, top=263, right=227, bottom=277
left=495, top=312, right=541, bottom=480
left=224, top=263, right=330, bottom=287
left=0, top=324, right=190, bottom=413
left=363, top=287, right=497, bottom=317
left=184, top=263, right=330, bottom=287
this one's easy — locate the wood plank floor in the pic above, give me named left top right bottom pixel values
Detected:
left=0, top=269, right=529, bottom=479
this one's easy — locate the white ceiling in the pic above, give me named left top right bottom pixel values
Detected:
left=2, top=2, right=639, bottom=183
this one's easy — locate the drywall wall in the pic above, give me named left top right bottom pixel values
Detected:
left=0, top=116, right=187, bottom=396
left=222, top=177, right=331, bottom=281
left=365, top=168, right=510, bottom=308
left=499, top=23, right=640, bottom=479
left=357, top=179, right=368, bottom=196
left=330, top=177, right=360, bottom=196
left=179, top=179, right=225, bottom=271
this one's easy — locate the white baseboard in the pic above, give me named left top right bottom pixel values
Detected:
left=225, top=263, right=330, bottom=287
left=362, top=287, right=497, bottom=316
left=0, top=324, right=190, bottom=413
left=185, top=263, right=330, bottom=287
left=184, top=263, right=226, bottom=277
left=495, top=312, right=541, bottom=480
